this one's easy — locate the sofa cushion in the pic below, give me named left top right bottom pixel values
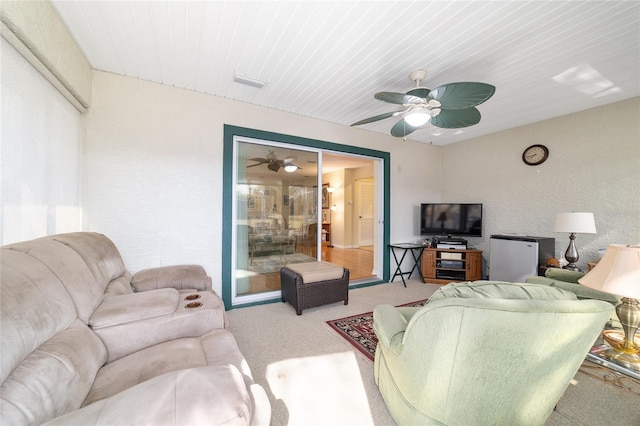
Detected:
left=46, top=366, right=253, bottom=426
left=428, top=281, right=577, bottom=303
left=48, top=233, right=128, bottom=292
left=4, top=233, right=136, bottom=322
left=1, top=320, right=107, bottom=426
left=89, top=288, right=179, bottom=329
left=285, top=261, right=344, bottom=283
left=0, top=250, right=78, bottom=383
left=84, top=329, right=247, bottom=406
left=103, top=271, right=134, bottom=297
left=91, top=290, right=227, bottom=362
left=4, top=238, right=105, bottom=323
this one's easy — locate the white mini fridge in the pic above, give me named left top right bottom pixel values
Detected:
left=489, top=235, right=555, bottom=282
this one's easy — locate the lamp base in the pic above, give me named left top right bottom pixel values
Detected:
left=607, top=297, right=640, bottom=372
left=563, top=233, right=581, bottom=271
left=604, top=344, right=640, bottom=372
left=562, top=263, right=581, bottom=272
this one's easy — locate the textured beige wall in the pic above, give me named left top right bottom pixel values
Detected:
left=0, top=0, right=92, bottom=107
left=84, top=71, right=441, bottom=292
left=441, top=97, right=640, bottom=272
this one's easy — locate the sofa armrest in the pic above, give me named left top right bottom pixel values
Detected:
left=525, top=276, right=619, bottom=305
left=373, top=305, right=410, bottom=354
left=131, top=265, right=211, bottom=292
left=544, top=267, right=585, bottom=283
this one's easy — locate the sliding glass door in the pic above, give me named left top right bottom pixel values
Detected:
left=233, top=138, right=320, bottom=304
left=223, top=125, right=391, bottom=310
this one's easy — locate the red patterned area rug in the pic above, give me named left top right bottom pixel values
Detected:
left=326, top=299, right=428, bottom=361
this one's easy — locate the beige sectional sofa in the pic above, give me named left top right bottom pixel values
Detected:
left=1, top=232, right=270, bottom=425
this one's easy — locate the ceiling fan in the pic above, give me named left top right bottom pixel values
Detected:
left=247, top=150, right=302, bottom=173
left=351, top=69, right=495, bottom=137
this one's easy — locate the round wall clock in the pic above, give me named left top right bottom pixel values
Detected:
left=522, top=144, right=549, bottom=166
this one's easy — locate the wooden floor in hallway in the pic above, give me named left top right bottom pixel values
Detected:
left=246, top=246, right=375, bottom=294
left=322, top=246, right=376, bottom=280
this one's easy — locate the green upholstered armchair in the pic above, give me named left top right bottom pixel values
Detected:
left=373, top=281, right=612, bottom=425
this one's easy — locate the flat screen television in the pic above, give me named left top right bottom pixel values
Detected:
left=420, top=203, right=483, bottom=237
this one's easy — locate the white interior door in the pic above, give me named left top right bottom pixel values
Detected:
left=356, top=179, right=374, bottom=246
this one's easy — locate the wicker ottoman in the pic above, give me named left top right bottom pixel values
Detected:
left=280, top=261, right=349, bottom=315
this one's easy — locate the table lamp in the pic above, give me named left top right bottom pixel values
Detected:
left=553, top=212, right=596, bottom=271
left=579, top=244, right=640, bottom=372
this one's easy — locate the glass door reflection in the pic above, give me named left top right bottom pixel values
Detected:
left=235, top=141, right=319, bottom=301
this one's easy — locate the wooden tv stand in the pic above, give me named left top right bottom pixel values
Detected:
left=421, top=247, right=482, bottom=284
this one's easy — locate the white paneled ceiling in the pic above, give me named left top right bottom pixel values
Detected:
left=52, top=1, right=640, bottom=145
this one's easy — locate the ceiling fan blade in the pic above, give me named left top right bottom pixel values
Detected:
left=427, top=82, right=495, bottom=110
left=390, top=118, right=421, bottom=137
left=248, top=157, right=268, bottom=163
left=405, top=87, right=430, bottom=99
left=430, top=107, right=481, bottom=129
left=375, top=92, right=423, bottom=105
left=351, top=110, right=404, bottom=126
left=246, top=163, right=264, bottom=168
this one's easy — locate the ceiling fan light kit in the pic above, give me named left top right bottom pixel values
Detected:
left=351, top=68, right=495, bottom=138
left=404, top=110, right=430, bottom=127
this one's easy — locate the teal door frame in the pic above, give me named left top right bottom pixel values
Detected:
left=222, top=125, right=390, bottom=310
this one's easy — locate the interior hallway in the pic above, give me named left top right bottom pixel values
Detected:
left=323, top=246, right=376, bottom=281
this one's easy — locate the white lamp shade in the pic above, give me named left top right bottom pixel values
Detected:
left=553, top=212, right=596, bottom=233
left=579, top=244, right=640, bottom=299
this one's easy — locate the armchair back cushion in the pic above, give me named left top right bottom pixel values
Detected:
left=429, top=280, right=578, bottom=301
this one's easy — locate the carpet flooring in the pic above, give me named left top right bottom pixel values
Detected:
left=227, top=278, right=640, bottom=425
